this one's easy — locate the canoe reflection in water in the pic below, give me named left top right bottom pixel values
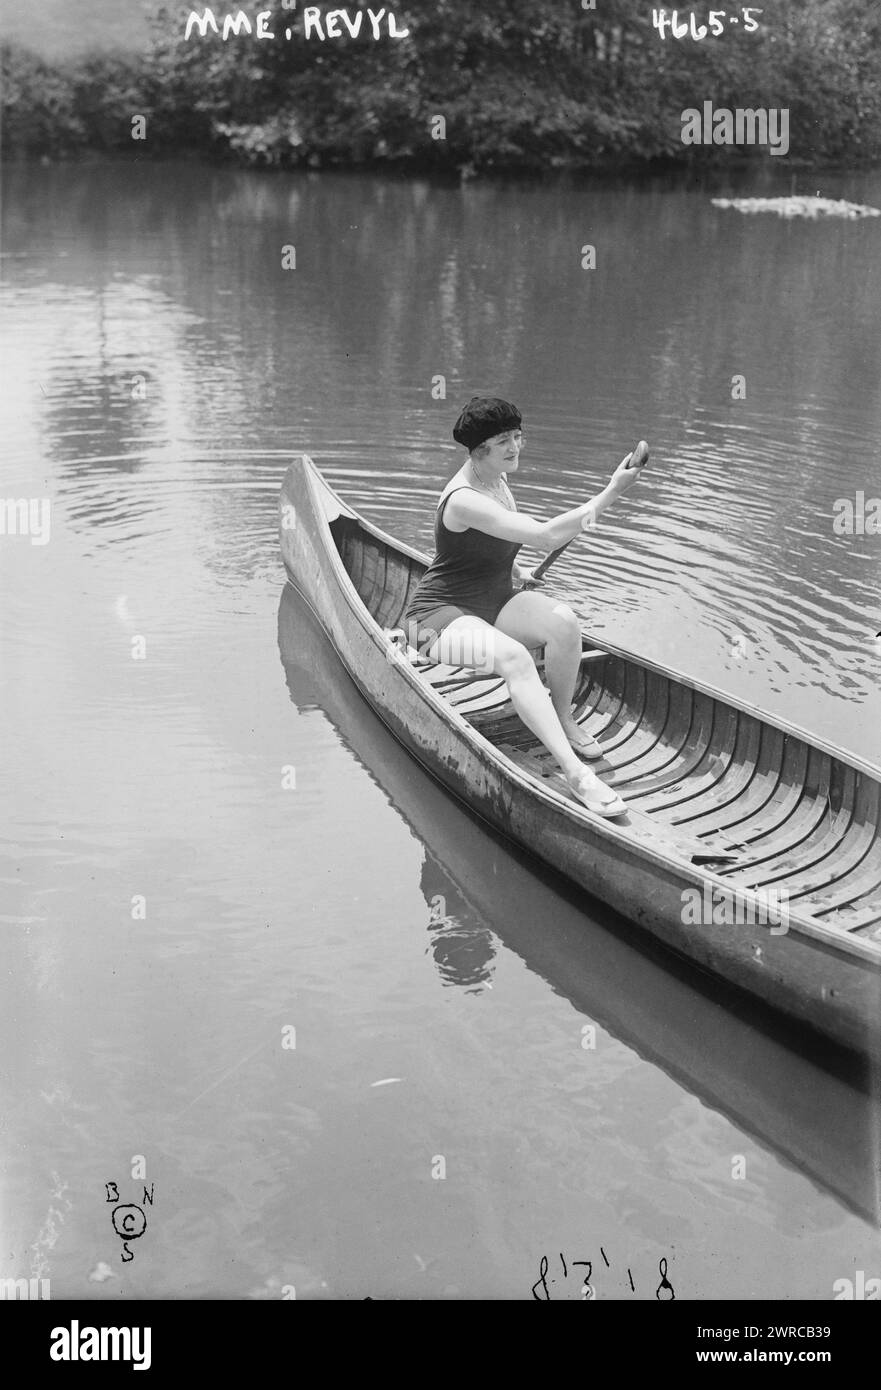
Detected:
left=277, top=585, right=880, bottom=1225
left=426, top=885, right=496, bottom=991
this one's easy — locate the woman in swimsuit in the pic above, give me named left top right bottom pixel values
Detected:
left=402, top=396, right=645, bottom=817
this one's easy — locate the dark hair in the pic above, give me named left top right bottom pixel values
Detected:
left=452, top=396, right=522, bottom=452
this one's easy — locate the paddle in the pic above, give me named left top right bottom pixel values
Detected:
left=523, top=440, right=650, bottom=587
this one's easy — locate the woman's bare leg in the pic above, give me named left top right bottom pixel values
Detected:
left=422, top=617, right=623, bottom=815
left=495, top=591, right=593, bottom=747
left=424, top=616, right=586, bottom=778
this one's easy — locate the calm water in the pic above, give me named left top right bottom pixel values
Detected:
left=2, top=160, right=880, bottom=1300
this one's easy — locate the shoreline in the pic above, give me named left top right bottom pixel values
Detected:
left=4, top=148, right=881, bottom=184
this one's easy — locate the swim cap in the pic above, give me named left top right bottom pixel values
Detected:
left=452, top=396, right=522, bottom=452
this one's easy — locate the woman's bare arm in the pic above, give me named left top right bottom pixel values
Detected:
left=445, top=454, right=643, bottom=551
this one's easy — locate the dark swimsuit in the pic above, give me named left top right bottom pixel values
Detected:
left=401, top=484, right=522, bottom=653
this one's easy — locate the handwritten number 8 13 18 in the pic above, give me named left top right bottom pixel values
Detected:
left=531, top=1251, right=675, bottom=1300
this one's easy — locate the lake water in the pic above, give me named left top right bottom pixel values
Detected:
left=2, top=159, right=880, bottom=1300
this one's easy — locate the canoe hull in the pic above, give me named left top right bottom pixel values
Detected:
left=279, top=456, right=881, bottom=1060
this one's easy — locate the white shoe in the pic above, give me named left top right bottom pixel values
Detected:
left=567, top=769, right=627, bottom=818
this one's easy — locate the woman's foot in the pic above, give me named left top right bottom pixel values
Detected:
left=561, top=717, right=604, bottom=760
left=566, top=767, right=627, bottom=818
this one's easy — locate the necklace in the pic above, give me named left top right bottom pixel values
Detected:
left=471, top=459, right=508, bottom=500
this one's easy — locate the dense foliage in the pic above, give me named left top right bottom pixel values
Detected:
left=3, top=1, right=881, bottom=171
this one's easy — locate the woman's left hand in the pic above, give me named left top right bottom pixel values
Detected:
left=518, top=567, right=544, bottom=590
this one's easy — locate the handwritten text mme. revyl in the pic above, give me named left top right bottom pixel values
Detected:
left=184, top=7, right=410, bottom=42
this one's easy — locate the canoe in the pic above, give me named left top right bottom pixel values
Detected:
left=278, top=585, right=880, bottom=1222
left=278, top=455, right=881, bottom=1060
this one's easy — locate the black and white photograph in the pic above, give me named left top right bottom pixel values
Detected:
left=2, top=0, right=880, bottom=1338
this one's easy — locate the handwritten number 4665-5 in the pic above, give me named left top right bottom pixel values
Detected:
left=531, top=1251, right=675, bottom=1300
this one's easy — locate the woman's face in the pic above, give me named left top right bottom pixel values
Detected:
left=478, top=428, right=523, bottom=472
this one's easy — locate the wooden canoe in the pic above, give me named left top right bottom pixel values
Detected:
left=279, top=454, right=881, bottom=1060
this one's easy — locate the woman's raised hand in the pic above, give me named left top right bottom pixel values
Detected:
left=609, top=440, right=649, bottom=495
